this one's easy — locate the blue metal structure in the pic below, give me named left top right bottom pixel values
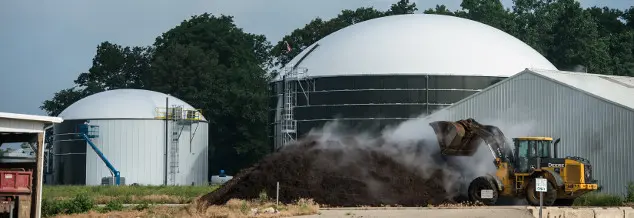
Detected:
left=76, top=123, right=121, bottom=185
left=77, top=124, right=100, bottom=138
left=79, top=133, right=121, bottom=185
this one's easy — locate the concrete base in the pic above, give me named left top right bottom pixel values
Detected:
left=564, top=208, right=594, bottom=218
left=527, top=206, right=634, bottom=218
left=299, top=206, right=634, bottom=218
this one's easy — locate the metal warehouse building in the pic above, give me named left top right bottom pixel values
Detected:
left=268, top=14, right=558, bottom=149
left=417, top=68, right=634, bottom=195
left=50, top=89, right=209, bottom=186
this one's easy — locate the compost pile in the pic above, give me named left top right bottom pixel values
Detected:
left=199, top=135, right=459, bottom=207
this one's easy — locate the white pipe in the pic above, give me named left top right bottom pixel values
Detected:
left=36, top=130, right=46, bottom=218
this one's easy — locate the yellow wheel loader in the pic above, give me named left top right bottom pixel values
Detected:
left=429, top=118, right=598, bottom=206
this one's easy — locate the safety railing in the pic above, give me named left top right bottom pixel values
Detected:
left=155, top=107, right=203, bottom=121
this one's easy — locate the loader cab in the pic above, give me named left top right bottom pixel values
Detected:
left=513, top=137, right=553, bottom=173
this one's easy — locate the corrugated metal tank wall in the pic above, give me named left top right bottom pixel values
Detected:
left=81, top=119, right=208, bottom=185
left=421, top=72, right=634, bottom=195
left=176, top=121, right=208, bottom=185
left=84, top=120, right=165, bottom=185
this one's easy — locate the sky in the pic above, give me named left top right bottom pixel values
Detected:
left=0, top=0, right=631, bottom=116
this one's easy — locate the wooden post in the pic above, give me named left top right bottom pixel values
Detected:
left=30, top=132, right=44, bottom=218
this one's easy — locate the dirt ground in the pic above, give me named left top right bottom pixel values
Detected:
left=50, top=206, right=183, bottom=218
left=49, top=199, right=319, bottom=218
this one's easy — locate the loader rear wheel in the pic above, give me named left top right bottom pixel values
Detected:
left=525, top=178, right=557, bottom=206
left=468, top=176, right=498, bottom=205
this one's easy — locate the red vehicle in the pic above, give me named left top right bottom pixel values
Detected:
left=0, top=158, right=34, bottom=217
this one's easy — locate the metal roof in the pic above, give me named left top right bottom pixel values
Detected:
left=528, top=69, right=634, bottom=110
left=417, top=68, right=634, bottom=120
left=0, top=112, right=63, bottom=123
left=276, top=14, right=557, bottom=81
left=58, top=89, right=206, bottom=121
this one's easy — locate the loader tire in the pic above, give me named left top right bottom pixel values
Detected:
left=468, top=176, right=498, bottom=205
left=526, top=178, right=557, bottom=206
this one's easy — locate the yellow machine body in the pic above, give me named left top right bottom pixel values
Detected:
left=430, top=119, right=597, bottom=206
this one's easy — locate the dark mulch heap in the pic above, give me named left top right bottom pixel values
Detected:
left=198, top=135, right=457, bottom=207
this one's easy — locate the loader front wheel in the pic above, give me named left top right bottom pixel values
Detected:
left=468, top=176, right=498, bottom=205
left=526, top=178, right=557, bottom=206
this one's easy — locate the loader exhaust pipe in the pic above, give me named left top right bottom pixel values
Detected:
left=553, top=138, right=561, bottom=158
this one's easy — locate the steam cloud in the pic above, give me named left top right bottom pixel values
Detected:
left=291, top=111, right=538, bottom=201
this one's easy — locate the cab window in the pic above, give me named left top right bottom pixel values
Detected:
left=536, top=140, right=550, bottom=157
left=518, top=140, right=550, bottom=158
left=517, top=140, right=529, bottom=158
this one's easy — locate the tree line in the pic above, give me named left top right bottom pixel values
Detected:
left=41, top=0, right=634, bottom=175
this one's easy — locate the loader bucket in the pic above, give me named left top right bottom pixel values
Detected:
left=429, top=120, right=482, bottom=156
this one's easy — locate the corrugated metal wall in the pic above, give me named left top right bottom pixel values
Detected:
left=422, top=72, right=634, bottom=195
left=84, top=119, right=208, bottom=185
left=176, top=121, right=208, bottom=185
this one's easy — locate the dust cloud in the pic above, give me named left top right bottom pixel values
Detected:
left=298, top=111, right=539, bottom=200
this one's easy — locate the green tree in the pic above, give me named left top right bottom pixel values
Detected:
left=40, top=42, right=152, bottom=116
left=40, top=87, right=88, bottom=117
left=456, top=0, right=516, bottom=33
left=147, top=13, right=272, bottom=174
left=545, top=0, right=611, bottom=73
left=586, top=6, right=627, bottom=37
left=423, top=5, right=456, bottom=15
left=623, top=7, right=634, bottom=29
left=586, top=6, right=634, bottom=76
left=385, top=0, right=418, bottom=15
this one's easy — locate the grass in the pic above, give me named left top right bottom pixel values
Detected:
left=42, top=185, right=317, bottom=217
left=572, top=182, right=634, bottom=207
left=43, top=185, right=217, bottom=204
left=573, top=193, right=625, bottom=206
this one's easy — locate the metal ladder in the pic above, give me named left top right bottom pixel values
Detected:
left=281, top=76, right=297, bottom=146
left=169, top=106, right=184, bottom=185
left=279, top=67, right=312, bottom=147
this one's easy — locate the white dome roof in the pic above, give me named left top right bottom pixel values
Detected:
left=278, top=14, right=557, bottom=80
left=58, top=89, right=206, bottom=121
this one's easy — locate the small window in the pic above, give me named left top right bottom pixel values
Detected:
left=536, top=140, right=550, bottom=157
left=517, top=140, right=529, bottom=158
